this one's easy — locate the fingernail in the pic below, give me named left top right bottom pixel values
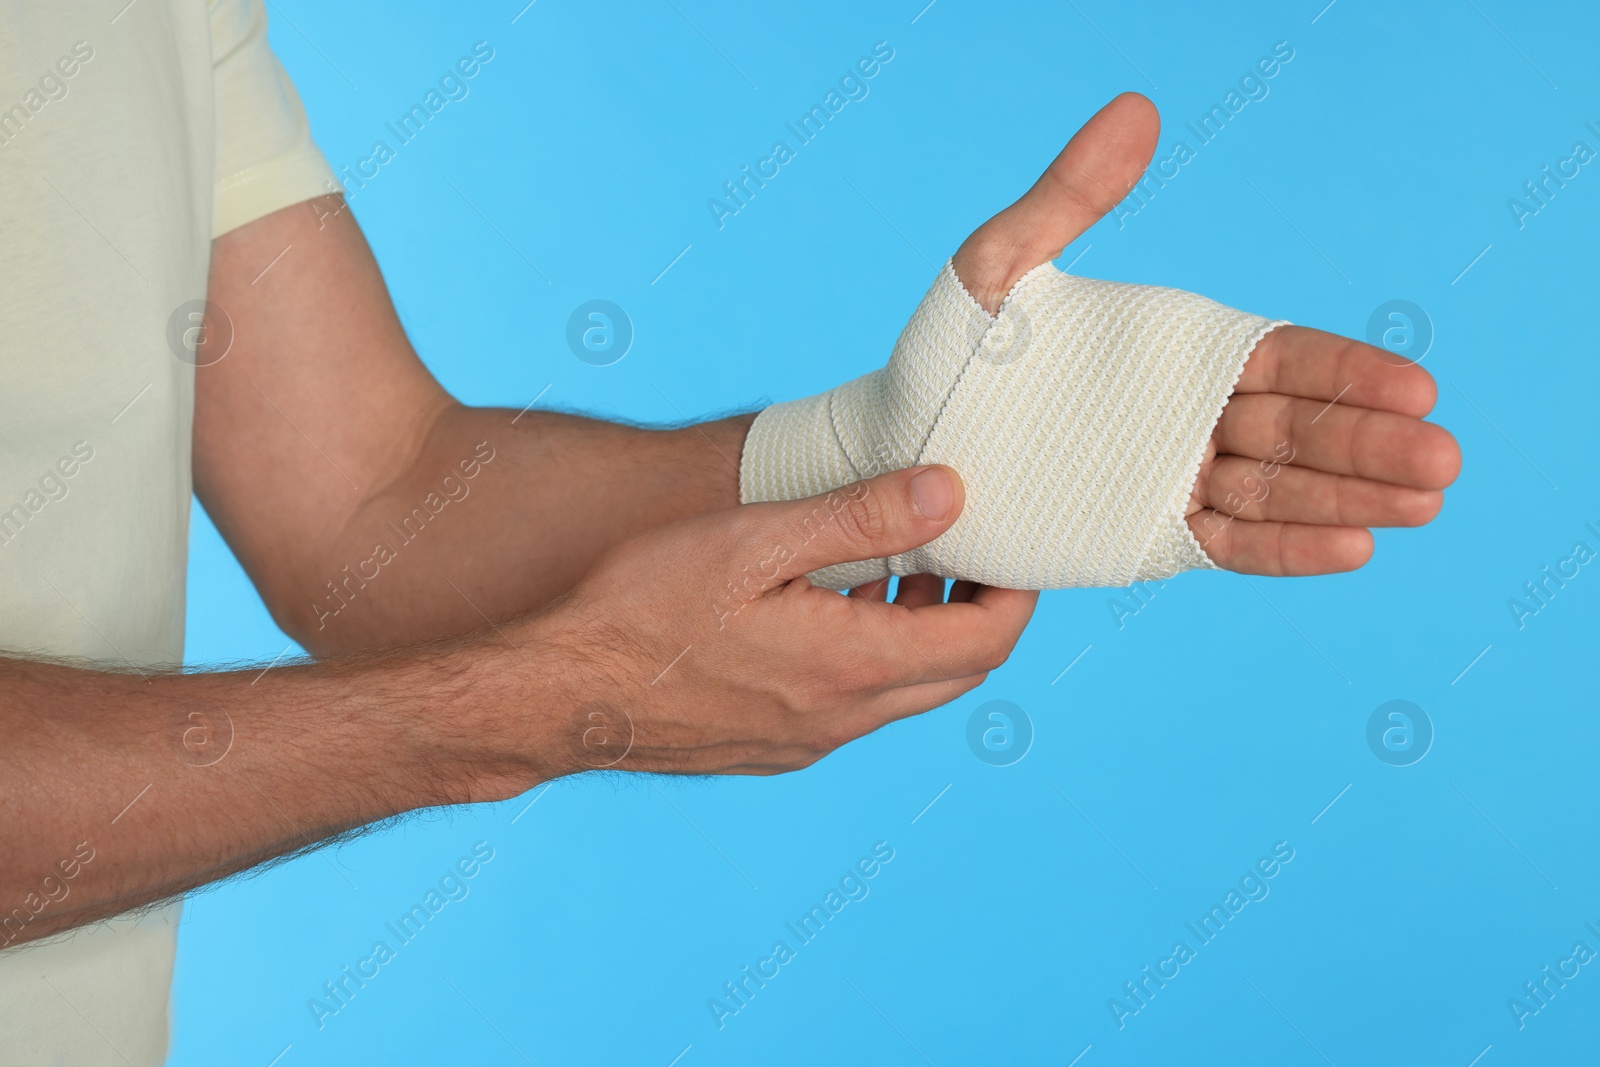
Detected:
left=910, top=467, right=953, bottom=520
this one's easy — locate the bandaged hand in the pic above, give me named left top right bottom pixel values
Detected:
left=740, top=94, right=1460, bottom=591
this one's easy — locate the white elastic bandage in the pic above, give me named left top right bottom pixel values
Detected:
left=740, top=260, right=1288, bottom=590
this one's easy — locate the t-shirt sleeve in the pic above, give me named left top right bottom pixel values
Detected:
left=209, top=0, right=338, bottom=237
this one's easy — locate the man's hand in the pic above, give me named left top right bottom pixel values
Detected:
left=951, top=92, right=1462, bottom=576
left=481, top=464, right=1036, bottom=788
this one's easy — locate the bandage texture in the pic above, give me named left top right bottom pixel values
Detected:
left=740, top=259, right=1288, bottom=590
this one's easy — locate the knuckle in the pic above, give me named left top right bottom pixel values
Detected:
left=835, top=652, right=894, bottom=694
left=1273, top=398, right=1298, bottom=458
left=819, top=723, right=857, bottom=752
left=792, top=706, right=853, bottom=753
left=981, top=637, right=1015, bottom=673
left=1190, top=509, right=1231, bottom=558
left=830, top=487, right=888, bottom=552
left=945, top=672, right=989, bottom=703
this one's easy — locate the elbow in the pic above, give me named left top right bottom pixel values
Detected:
left=264, top=592, right=333, bottom=659
left=258, top=575, right=346, bottom=659
left=262, top=574, right=410, bottom=659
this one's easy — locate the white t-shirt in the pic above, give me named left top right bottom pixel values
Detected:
left=0, top=1, right=333, bottom=1061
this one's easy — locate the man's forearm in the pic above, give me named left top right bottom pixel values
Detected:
left=0, top=633, right=552, bottom=947
left=284, top=405, right=753, bottom=654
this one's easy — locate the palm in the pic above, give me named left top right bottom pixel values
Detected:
left=949, top=94, right=1459, bottom=578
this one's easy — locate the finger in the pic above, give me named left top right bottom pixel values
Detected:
left=1234, top=325, right=1438, bottom=417
left=739, top=465, right=965, bottom=585
left=948, top=580, right=980, bottom=603
left=1200, top=455, right=1445, bottom=528
left=956, top=583, right=1039, bottom=619
left=1215, top=394, right=1462, bottom=490
left=849, top=577, right=891, bottom=601
left=1188, top=509, right=1374, bottom=576
left=832, top=580, right=1035, bottom=688
left=884, top=585, right=1038, bottom=678
left=951, top=92, right=1160, bottom=312
left=894, top=574, right=946, bottom=608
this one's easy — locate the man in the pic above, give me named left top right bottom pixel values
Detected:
left=0, top=1, right=1458, bottom=1062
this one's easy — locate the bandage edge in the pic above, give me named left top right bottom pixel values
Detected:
left=1169, top=317, right=1294, bottom=571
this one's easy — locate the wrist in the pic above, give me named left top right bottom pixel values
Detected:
left=409, top=610, right=594, bottom=806
left=669, top=412, right=756, bottom=512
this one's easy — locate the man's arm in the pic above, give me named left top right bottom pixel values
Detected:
left=0, top=636, right=519, bottom=946
left=1, top=465, right=1034, bottom=947
left=12, top=87, right=1459, bottom=947
left=198, top=94, right=1460, bottom=663
left=194, top=196, right=753, bottom=655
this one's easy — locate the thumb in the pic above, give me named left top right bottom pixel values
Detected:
left=748, top=466, right=965, bottom=584
left=952, top=91, right=1160, bottom=312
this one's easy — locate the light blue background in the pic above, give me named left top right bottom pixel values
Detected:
left=172, top=2, right=1599, bottom=1064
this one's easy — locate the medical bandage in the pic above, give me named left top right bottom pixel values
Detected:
left=740, top=259, right=1287, bottom=590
